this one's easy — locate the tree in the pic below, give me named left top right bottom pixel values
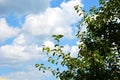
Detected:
left=35, top=0, right=120, bottom=80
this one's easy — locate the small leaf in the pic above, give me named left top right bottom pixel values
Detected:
left=52, top=34, right=63, bottom=39
left=56, top=62, right=58, bottom=65
left=52, top=70, right=55, bottom=75
left=57, top=68, right=59, bottom=71
left=52, top=35, right=57, bottom=38
left=43, top=70, right=45, bottom=73
left=77, top=10, right=80, bottom=13
left=57, top=35, right=63, bottom=39
left=55, top=44, right=59, bottom=47
left=52, top=60, right=54, bottom=64
left=35, top=64, right=39, bottom=68
left=48, top=57, right=52, bottom=62
left=41, top=64, right=44, bottom=66
left=53, top=53, right=55, bottom=56
left=59, top=55, right=62, bottom=57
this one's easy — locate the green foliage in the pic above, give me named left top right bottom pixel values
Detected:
left=52, top=34, right=63, bottom=42
left=36, top=0, right=120, bottom=80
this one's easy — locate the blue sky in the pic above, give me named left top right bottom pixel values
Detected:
left=0, top=0, right=99, bottom=80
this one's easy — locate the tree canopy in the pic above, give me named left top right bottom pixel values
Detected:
left=36, top=0, right=120, bottom=80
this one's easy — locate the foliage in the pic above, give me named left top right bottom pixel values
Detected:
left=35, top=0, right=120, bottom=80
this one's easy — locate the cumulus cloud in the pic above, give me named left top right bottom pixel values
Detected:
left=0, top=42, right=47, bottom=66
left=0, top=18, right=20, bottom=42
left=0, top=34, right=56, bottom=67
left=0, top=0, right=50, bottom=16
left=13, top=34, right=26, bottom=45
left=0, top=0, right=83, bottom=79
left=1, top=66, right=53, bottom=80
left=0, top=0, right=83, bottom=68
left=43, top=40, right=55, bottom=48
left=23, top=0, right=83, bottom=39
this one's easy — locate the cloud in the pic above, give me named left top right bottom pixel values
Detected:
left=62, top=44, right=71, bottom=53
left=0, top=0, right=50, bottom=16
left=62, top=44, right=79, bottom=58
left=0, top=0, right=83, bottom=70
left=0, top=42, right=47, bottom=67
left=23, top=0, right=83, bottom=39
left=0, top=18, right=20, bottom=42
left=0, top=0, right=83, bottom=79
left=1, top=66, right=53, bottom=80
left=70, top=46, right=79, bottom=57
left=43, top=40, right=55, bottom=48
left=13, top=34, right=26, bottom=45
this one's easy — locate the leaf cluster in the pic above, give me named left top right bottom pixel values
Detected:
left=36, top=0, right=120, bottom=80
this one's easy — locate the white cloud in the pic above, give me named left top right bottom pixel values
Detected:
left=62, top=43, right=79, bottom=58
left=23, top=0, right=83, bottom=39
left=1, top=66, right=53, bottom=80
left=13, top=34, right=26, bottom=45
left=0, top=0, right=83, bottom=79
left=0, top=0, right=82, bottom=66
left=70, top=46, right=79, bottom=58
left=0, top=43, right=47, bottom=66
left=62, top=44, right=71, bottom=54
left=0, top=0, right=50, bottom=16
left=43, top=40, right=55, bottom=48
left=0, top=18, right=20, bottom=42
left=0, top=35, right=55, bottom=67
left=62, top=44, right=79, bottom=58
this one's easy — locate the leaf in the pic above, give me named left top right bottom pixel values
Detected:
left=48, top=57, right=52, bottom=62
left=52, top=60, right=54, bottom=64
left=57, top=68, right=59, bottom=71
left=53, top=53, right=55, bottom=56
left=59, top=55, right=62, bottom=57
left=55, top=44, right=59, bottom=47
left=52, top=35, right=57, bottom=37
left=41, top=64, right=44, bottom=66
left=57, top=35, right=63, bottom=39
left=43, top=70, right=45, bottom=73
left=52, top=34, right=63, bottom=40
left=56, top=62, right=58, bottom=65
left=77, top=10, right=80, bottom=13
left=52, top=70, right=55, bottom=75
left=35, top=64, right=39, bottom=68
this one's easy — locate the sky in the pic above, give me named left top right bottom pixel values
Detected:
left=0, top=0, right=99, bottom=80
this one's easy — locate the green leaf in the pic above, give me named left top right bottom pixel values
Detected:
left=57, top=68, right=59, bottom=71
left=52, top=60, right=54, bottom=64
left=35, top=64, right=39, bottom=68
left=57, top=35, right=63, bottom=39
left=41, top=64, right=44, bottom=66
left=48, top=57, right=52, bottom=62
left=56, top=62, right=58, bottom=65
left=53, top=53, right=55, bottom=56
left=52, top=70, right=55, bottom=75
left=52, top=34, right=63, bottom=40
left=43, top=70, right=45, bottom=73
